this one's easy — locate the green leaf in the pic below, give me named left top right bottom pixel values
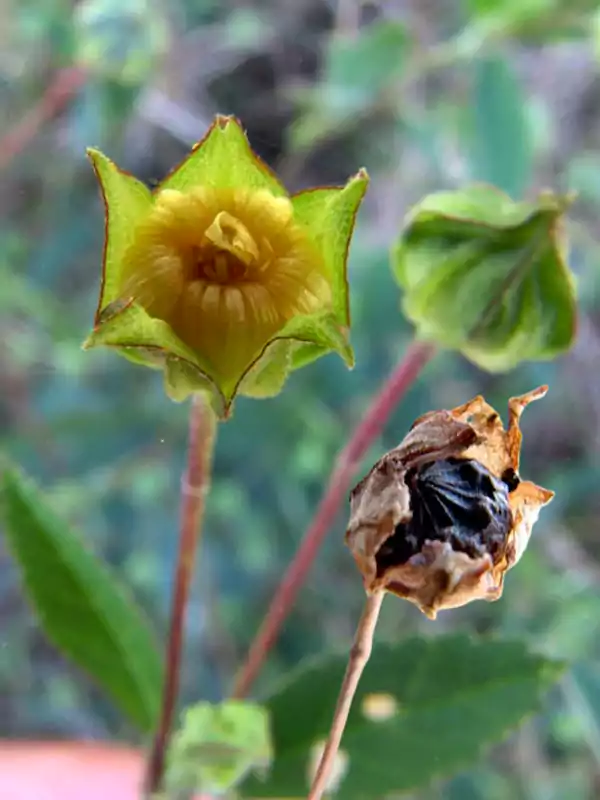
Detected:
left=290, top=21, right=409, bottom=149
left=567, top=152, right=600, bottom=204
left=469, top=54, right=533, bottom=199
left=324, top=21, right=408, bottom=110
left=242, top=635, right=564, bottom=799
left=566, top=663, right=600, bottom=749
left=166, top=700, right=272, bottom=796
left=161, top=116, right=286, bottom=196
left=292, top=170, right=369, bottom=326
left=465, top=0, right=593, bottom=43
left=87, top=148, right=152, bottom=312
left=392, top=186, right=577, bottom=371
left=75, top=0, right=169, bottom=85
left=0, top=466, right=163, bottom=732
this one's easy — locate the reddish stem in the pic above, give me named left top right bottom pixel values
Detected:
left=0, top=67, right=86, bottom=171
left=145, top=394, right=217, bottom=795
left=231, top=339, right=436, bottom=699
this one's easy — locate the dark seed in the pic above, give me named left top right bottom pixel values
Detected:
left=375, top=457, right=512, bottom=576
left=501, top=467, right=520, bottom=492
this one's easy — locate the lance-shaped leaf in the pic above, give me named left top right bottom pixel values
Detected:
left=0, top=465, right=162, bottom=732
left=84, top=116, right=368, bottom=416
left=392, top=186, right=577, bottom=372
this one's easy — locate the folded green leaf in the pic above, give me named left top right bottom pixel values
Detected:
left=0, top=465, right=163, bottom=732
left=242, top=635, right=564, bottom=799
left=392, top=186, right=577, bottom=371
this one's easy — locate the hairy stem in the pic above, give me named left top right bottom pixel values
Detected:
left=308, top=591, right=385, bottom=800
left=145, top=394, right=217, bottom=795
left=231, top=339, right=435, bottom=699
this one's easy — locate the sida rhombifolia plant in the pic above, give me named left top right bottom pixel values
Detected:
left=0, top=116, right=576, bottom=799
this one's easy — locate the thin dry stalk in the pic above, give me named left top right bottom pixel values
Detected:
left=231, top=341, right=435, bottom=699
left=307, top=591, right=385, bottom=800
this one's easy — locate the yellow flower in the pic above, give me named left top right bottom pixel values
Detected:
left=346, top=386, right=554, bottom=619
left=83, top=116, right=368, bottom=416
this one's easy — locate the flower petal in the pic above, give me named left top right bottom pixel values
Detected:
left=160, top=116, right=287, bottom=197
left=87, top=149, right=153, bottom=316
left=292, top=169, right=369, bottom=325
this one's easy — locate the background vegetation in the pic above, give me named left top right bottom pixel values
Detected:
left=2, top=0, right=600, bottom=797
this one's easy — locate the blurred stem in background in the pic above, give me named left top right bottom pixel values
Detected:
left=145, top=393, right=217, bottom=796
left=0, top=67, right=87, bottom=172
left=231, top=339, right=436, bottom=699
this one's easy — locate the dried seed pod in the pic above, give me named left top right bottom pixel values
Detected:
left=345, top=386, right=554, bottom=619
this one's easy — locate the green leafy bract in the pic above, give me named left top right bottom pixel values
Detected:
left=166, top=700, right=272, bottom=796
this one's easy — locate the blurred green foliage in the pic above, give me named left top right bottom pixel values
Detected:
left=243, top=637, right=563, bottom=799
left=2, top=0, right=600, bottom=797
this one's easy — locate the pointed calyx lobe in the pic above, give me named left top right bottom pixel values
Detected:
left=346, top=386, right=554, bottom=619
left=83, top=115, right=368, bottom=416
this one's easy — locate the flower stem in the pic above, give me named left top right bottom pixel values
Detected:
left=307, top=591, right=385, bottom=800
left=0, top=67, right=86, bottom=172
left=231, top=339, right=436, bottom=699
left=145, top=393, right=217, bottom=796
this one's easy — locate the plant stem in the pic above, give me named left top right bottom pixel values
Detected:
left=307, top=591, right=385, bottom=800
left=145, top=393, right=217, bottom=796
left=0, top=67, right=86, bottom=171
left=231, top=339, right=435, bottom=699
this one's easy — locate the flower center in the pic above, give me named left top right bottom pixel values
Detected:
left=195, top=248, right=249, bottom=283
left=193, top=210, right=260, bottom=284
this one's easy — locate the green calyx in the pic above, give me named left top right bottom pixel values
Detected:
left=83, top=115, right=368, bottom=417
left=392, top=185, right=577, bottom=371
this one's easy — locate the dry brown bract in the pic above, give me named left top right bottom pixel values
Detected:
left=345, top=386, right=554, bottom=619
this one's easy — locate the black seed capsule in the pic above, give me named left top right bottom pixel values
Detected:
left=375, top=457, right=512, bottom=576
left=501, top=467, right=520, bottom=492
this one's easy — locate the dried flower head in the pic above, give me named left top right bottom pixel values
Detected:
left=83, top=116, right=368, bottom=416
left=346, top=386, right=554, bottom=619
